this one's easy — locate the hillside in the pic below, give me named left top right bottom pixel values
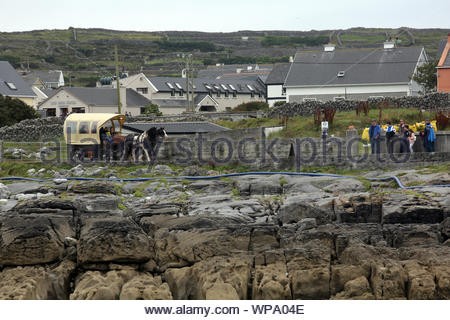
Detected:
left=0, top=27, right=449, bottom=86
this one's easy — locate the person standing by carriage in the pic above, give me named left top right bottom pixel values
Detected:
left=369, top=120, right=381, bottom=154
left=423, top=120, right=436, bottom=152
left=385, top=121, right=396, bottom=154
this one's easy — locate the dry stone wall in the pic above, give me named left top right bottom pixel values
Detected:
left=0, top=117, right=64, bottom=142
left=266, top=93, right=450, bottom=118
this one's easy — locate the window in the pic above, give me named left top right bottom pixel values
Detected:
left=247, top=84, right=255, bottom=91
left=333, top=97, right=345, bottom=101
left=221, top=84, right=228, bottom=91
left=175, top=83, right=183, bottom=90
left=91, top=122, right=98, bottom=134
left=5, top=81, right=17, bottom=90
left=205, top=84, right=213, bottom=90
left=166, top=82, right=174, bottom=89
left=46, top=108, right=56, bottom=117
left=303, top=98, right=317, bottom=102
left=368, top=96, right=384, bottom=99
left=136, top=87, right=148, bottom=94
left=229, top=84, right=236, bottom=91
left=79, top=122, right=90, bottom=134
left=65, top=121, right=77, bottom=134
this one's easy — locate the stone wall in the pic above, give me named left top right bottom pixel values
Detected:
left=0, top=117, right=64, bottom=142
left=266, top=93, right=450, bottom=118
left=127, top=111, right=262, bottom=123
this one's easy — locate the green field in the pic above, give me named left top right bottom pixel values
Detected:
left=216, top=107, right=443, bottom=139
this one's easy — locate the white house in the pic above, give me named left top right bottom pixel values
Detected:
left=23, top=70, right=65, bottom=89
left=265, top=63, right=291, bottom=107
left=0, top=61, right=37, bottom=107
left=39, top=87, right=151, bottom=117
left=284, top=42, right=427, bottom=102
left=146, top=77, right=266, bottom=114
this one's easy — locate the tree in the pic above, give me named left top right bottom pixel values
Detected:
left=143, top=104, right=162, bottom=116
left=412, top=60, right=438, bottom=93
left=0, top=95, right=40, bottom=127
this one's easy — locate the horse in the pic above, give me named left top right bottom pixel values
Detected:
left=121, top=127, right=168, bottom=163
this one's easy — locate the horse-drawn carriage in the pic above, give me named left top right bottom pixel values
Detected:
left=64, top=113, right=167, bottom=162
left=64, top=113, right=126, bottom=161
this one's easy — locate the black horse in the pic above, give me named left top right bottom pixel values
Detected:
left=121, top=127, right=168, bottom=162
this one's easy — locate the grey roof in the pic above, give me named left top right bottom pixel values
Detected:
left=151, top=99, right=187, bottom=108
left=439, top=39, right=450, bottom=68
left=437, top=39, right=447, bottom=61
left=123, top=122, right=229, bottom=134
left=147, top=76, right=266, bottom=95
left=22, top=70, right=62, bottom=85
left=151, top=94, right=218, bottom=108
left=63, top=87, right=151, bottom=106
left=265, top=63, right=291, bottom=85
left=0, top=61, right=37, bottom=97
left=284, top=47, right=424, bottom=87
left=197, top=64, right=273, bottom=81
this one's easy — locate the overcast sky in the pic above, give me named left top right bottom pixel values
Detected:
left=1, top=0, right=449, bottom=32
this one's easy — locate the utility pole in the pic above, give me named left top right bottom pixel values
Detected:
left=115, top=45, right=122, bottom=114
left=185, top=54, right=190, bottom=113
left=184, top=54, right=195, bottom=112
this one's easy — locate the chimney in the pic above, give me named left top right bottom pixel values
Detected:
left=324, top=43, right=335, bottom=52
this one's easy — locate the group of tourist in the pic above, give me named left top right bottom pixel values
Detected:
left=369, top=119, right=436, bottom=154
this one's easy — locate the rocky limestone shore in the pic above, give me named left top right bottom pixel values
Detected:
left=0, top=166, right=449, bottom=300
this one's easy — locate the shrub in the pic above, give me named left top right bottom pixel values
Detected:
left=0, top=95, right=40, bottom=127
left=144, top=104, right=163, bottom=116
left=273, top=101, right=286, bottom=107
left=233, top=101, right=269, bottom=112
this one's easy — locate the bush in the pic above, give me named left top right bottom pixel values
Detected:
left=0, top=95, right=40, bottom=127
left=273, top=101, right=286, bottom=107
left=233, top=101, right=269, bottom=112
left=143, top=104, right=163, bottom=116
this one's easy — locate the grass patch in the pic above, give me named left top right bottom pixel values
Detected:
left=216, top=107, right=439, bottom=139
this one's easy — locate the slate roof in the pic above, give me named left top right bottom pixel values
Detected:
left=438, top=37, right=450, bottom=68
left=284, top=47, right=424, bottom=87
left=437, top=40, right=447, bottom=61
left=151, top=94, right=219, bottom=108
left=147, top=76, right=266, bottom=95
left=22, top=70, right=63, bottom=85
left=123, top=122, right=229, bottom=134
left=197, top=64, right=273, bottom=81
left=151, top=99, right=187, bottom=108
left=0, top=61, right=37, bottom=98
left=265, top=63, right=291, bottom=85
left=63, top=87, right=151, bottom=106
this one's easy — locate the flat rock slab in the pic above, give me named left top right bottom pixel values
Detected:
left=0, top=215, right=74, bottom=266
left=6, top=182, right=47, bottom=195
left=77, top=218, right=152, bottom=265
